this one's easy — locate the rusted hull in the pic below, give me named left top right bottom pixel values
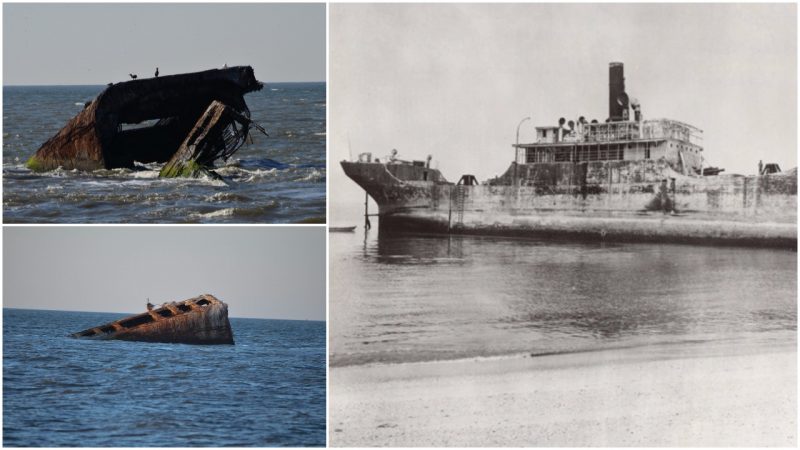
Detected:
left=342, top=161, right=798, bottom=248
left=72, top=294, right=234, bottom=345
left=28, top=66, right=263, bottom=174
left=159, top=101, right=259, bottom=178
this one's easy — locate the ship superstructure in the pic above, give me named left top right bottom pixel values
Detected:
left=341, top=62, right=796, bottom=247
left=514, top=63, right=703, bottom=178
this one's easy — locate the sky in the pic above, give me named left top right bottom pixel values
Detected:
left=3, top=3, right=325, bottom=85
left=329, top=3, right=797, bottom=225
left=3, top=227, right=326, bottom=321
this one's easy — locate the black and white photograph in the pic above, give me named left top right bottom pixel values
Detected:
left=329, top=3, right=796, bottom=446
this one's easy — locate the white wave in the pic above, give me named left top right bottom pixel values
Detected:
left=205, top=192, right=238, bottom=203
left=74, top=102, right=84, bottom=106
left=298, top=168, right=325, bottom=182
left=243, top=168, right=280, bottom=182
left=215, top=165, right=278, bottom=180
left=4, top=163, right=31, bottom=172
left=133, top=161, right=164, bottom=170
left=198, top=175, right=229, bottom=187
left=313, top=132, right=326, bottom=136
left=119, top=179, right=166, bottom=187
left=130, top=170, right=160, bottom=179
left=213, top=166, right=245, bottom=177
left=80, top=180, right=111, bottom=187
left=106, top=167, right=133, bottom=175
left=193, top=208, right=236, bottom=219
left=49, top=167, right=79, bottom=176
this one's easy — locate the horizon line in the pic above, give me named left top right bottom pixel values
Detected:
left=3, top=306, right=325, bottom=323
left=3, top=80, right=326, bottom=88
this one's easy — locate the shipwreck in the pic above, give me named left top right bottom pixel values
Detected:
left=71, top=294, right=235, bottom=345
left=342, top=62, right=797, bottom=247
left=27, top=66, right=267, bottom=178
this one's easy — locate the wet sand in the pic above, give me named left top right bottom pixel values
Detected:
left=330, top=341, right=796, bottom=447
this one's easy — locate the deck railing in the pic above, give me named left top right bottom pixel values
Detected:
left=532, top=119, right=703, bottom=146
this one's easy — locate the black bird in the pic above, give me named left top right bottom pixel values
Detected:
left=146, top=298, right=154, bottom=311
left=129, top=73, right=137, bottom=80
left=154, top=67, right=159, bottom=78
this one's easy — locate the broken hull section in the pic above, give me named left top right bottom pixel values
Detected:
left=27, top=66, right=264, bottom=174
left=158, top=100, right=268, bottom=178
left=342, top=161, right=797, bottom=248
left=72, top=294, right=235, bottom=345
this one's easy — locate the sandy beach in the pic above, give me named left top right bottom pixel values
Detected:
left=330, top=340, right=796, bottom=447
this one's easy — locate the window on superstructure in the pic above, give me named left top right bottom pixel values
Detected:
left=554, top=147, right=570, bottom=162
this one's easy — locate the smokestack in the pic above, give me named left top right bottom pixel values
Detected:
left=609, top=62, right=629, bottom=122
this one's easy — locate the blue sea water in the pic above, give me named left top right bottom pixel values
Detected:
left=2, top=82, right=325, bottom=223
left=3, top=309, right=326, bottom=447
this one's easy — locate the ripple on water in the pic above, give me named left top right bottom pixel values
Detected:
left=3, top=309, right=326, bottom=446
left=330, top=232, right=798, bottom=366
left=3, top=83, right=326, bottom=223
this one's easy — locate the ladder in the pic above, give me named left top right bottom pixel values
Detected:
left=455, top=185, right=466, bottom=225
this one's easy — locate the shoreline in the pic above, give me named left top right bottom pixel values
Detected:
left=330, top=339, right=796, bottom=447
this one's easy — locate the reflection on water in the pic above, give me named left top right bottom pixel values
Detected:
left=330, top=229, right=796, bottom=366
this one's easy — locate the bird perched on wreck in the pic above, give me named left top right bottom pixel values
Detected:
left=146, top=299, right=154, bottom=311
left=129, top=73, right=138, bottom=80
left=155, top=67, right=159, bottom=78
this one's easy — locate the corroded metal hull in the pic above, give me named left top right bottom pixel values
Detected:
left=27, top=66, right=263, bottom=174
left=71, top=294, right=234, bottom=345
left=342, top=160, right=797, bottom=248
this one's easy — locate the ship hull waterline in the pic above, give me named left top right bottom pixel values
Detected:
left=71, top=294, right=235, bottom=345
left=343, top=161, right=797, bottom=249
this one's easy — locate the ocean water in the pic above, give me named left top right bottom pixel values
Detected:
left=3, top=83, right=325, bottom=223
left=3, top=309, right=326, bottom=447
left=330, top=229, right=797, bottom=367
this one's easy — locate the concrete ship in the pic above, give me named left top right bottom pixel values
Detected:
left=27, top=66, right=267, bottom=178
left=341, top=63, right=796, bottom=248
left=71, top=294, right=234, bottom=345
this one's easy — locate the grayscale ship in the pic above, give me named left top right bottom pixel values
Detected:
left=341, top=62, right=796, bottom=247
